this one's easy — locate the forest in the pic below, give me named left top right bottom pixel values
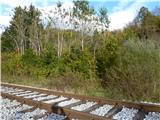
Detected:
left=1, top=1, right=160, bottom=102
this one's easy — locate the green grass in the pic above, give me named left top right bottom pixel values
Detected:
left=2, top=74, right=160, bottom=103
left=1, top=74, right=105, bottom=97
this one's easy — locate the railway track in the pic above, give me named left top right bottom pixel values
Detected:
left=1, top=83, right=160, bottom=120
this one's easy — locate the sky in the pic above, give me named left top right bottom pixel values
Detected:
left=0, top=0, right=160, bottom=33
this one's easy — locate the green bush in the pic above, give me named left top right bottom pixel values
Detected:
left=61, top=48, right=95, bottom=79
left=21, top=49, right=41, bottom=66
left=1, top=52, right=22, bottom=76
left=96, top=41, right=118, bottom=78
left=41, top=47, right=58, bottom=67
left=2, top=40, right=160, bottom=102
left=21, top=49, right=42, bottom=77
left=105, top=40, right=160, bottom=101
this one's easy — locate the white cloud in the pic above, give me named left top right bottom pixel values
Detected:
left=0, top=0, right=74, bottom=34
left=39, top=1, right=73, bottom=13
left=109, top=1, right=145, bottom=31
left=112, top=0, right=131, bottom=12
left=0, top=0, right=29, bottom=8
left=0, top=15, right=12, bottom=33
left=0, top=0, right=156, bottom=34
left=0, top=15, right=11, bottom=26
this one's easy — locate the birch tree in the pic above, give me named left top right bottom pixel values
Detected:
left=73, top=0, right=95, bottom=51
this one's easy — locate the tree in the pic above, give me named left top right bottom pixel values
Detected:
left=73, top=0, right=95, bottom=51
left=1, top=5, right=42, bottom=55
left=133, top=6, right=160, bottom=40
left=1, top=27, right=15, bottom=52
left=10, top=6, right=27, bottom=55
left=27, top=5, right=42, bottom=55
left=134, top=7, right=151, bottom=24
left=99, top=7, right=110, bottom=31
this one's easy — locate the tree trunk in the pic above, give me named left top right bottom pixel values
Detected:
left=69, top=31, right=72, bottom=54
left=57, top=31, right=60, bottom=58
left=13, top=39, right=20, bottom=54
left=81, top=30, right=84, bottom=51
left=60, top=31, right=64, bottom=57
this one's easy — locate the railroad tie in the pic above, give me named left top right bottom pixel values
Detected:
left=64, top=100, right=85, bottom=108
left=41, top=96, right=59, bottom=102
left=105, top=106, right=122, bottom=118
left=133, top=109, right=147, bottom=120
left=1, top=83, right=160, bottom=120
left=53, top=98, right=71, bottom=106
left=82, top=104, right=101, bottom=113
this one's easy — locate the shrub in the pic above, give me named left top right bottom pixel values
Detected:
left=1, top=52, right=22, bottom=76
left=61, top=48, right=95, bottom=79
left=21, top=49, right=42, bottom=77
left=105, top=40, right=160, bottom=101
left=96, top=41, right=118, bottom=78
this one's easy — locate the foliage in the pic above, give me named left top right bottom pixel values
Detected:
left=1, top=52, right=22, bottom=76
left=105, top=40, right=160, bottom=101
left=61, top=48, right=94, bottom=79
left=1, top=28, right=15, bottom=52
left=1, top=3, right=160, bottom=102
left=96, top=40, right=118, bottom=78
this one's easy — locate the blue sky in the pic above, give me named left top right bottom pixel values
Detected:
left=0, top=0, right=160, bottom=33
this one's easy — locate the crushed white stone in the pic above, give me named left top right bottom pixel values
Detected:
left=1, top=98, right=33, bottom=120
left=0, top=97, right=66, bottom=120
left=71, top=102, right=97, bottom=111
left=1, top=87, right=16, bottom=93
left=90, top=104, right=113, bottom=116
left=43, top=96, right=68, bottom=104
left=38, top=113, right=66, bottom=120
left=16, top=92, right=39, bottom=97
left=24, top=94, right=47, bottom=99
left=113, top=107, right=138, bottom=120
left=144, top=112, right=160, bottom=120
left=58, top=98, right=80, bottom=107
left=33, top=95, right=57, bottom=101
left=14, top=108, right=47, bottom=120
left=11, top=91, right=31, bottom=95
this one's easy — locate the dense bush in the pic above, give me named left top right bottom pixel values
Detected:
left=104, top=40, right=160, bottom=101
left=60, top=48, right=95, bottom=79
left=2, top=47, right=96, bottom=81
left=96, top=41, right=118, bottom=78
left=2, top=40, right=160, bottom=101
left=1, top=52, right=22, bottom=76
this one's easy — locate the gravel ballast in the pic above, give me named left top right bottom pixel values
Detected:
left=90, top=104, right=113, bottom=116
left=39, top=113, right=66, bottom=120
left=14, top=108, right=47, bottom=120
left=16, top=92, right=39, bottom=97
left=11, top=91, right=31, bottom=95
left=144, top=112, right=160, bottom=120
left=33, top=95, right=57, bottom=101
left=24, top=93, right=47, bottom=99
left=1, top=98, right=33, bottom=120
left=43, top=96, right=68, bottom=104
left=58, top=98, right=80, bottom=107
left=71, top=101, right=97, bottom=111
left=1, top=86, right=160, bottom=120
left=113, top=107, right=138, bottom=120
left=0, top=97, right=66, bottom=120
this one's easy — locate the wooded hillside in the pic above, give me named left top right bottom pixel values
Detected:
left=1, top=1, right=160, bottom=102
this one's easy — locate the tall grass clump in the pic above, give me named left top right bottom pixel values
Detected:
left=104, top=40, right=160, bottom=101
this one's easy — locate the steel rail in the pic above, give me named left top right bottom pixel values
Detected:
left=1, top=82, right=160, bottom=120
